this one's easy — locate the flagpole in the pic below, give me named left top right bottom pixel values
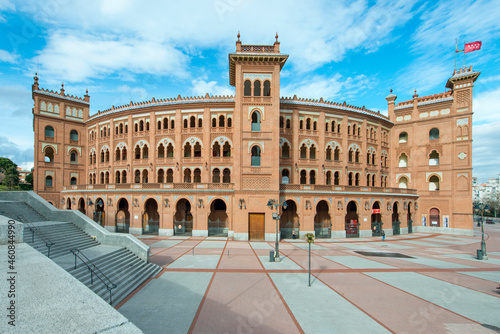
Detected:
left=455, top=39, right=457, bottom=71
left=463, top=40, right=466, bottom=69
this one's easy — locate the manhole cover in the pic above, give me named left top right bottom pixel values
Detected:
left=354, top=251, right=414, bottom=258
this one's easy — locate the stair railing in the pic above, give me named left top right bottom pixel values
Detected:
left=17, top=215, right=55, bottom=258
left=69, top=248, right=118, bottom=304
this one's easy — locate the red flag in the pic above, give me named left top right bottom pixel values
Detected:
left=464, top=41, right=482, bottom=53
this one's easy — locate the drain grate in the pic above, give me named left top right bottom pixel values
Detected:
left=354, top=251, right=415, bottom=258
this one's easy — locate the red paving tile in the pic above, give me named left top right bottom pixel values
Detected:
left=316, top=272, right=479, bottom=333
left=217, top=253, right=264, bottom=270
left=190, top=273, right=301, bottom=334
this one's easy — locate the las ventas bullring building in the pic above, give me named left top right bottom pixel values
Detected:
left=32, top=35, right=478, bottom=240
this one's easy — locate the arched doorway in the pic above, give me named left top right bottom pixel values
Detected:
left=208, top=199, right=228, bottom=237
left=371, top=201, right=382, bottom=236
left=429, top=208, right=440, bottom=227
left=345, top=201, right=359, bottom=238
left=143, top=198, right=159, bottom=235
left=392, top=202, right=401, bottom=235
left=407, top=202, right=413, bottom=233
left=67, top=197, right=72, bottom=210
left=116, top=198, right=130, bottom=233
left=314, top=200, right=331, bottom=238
left=280, top=200, right=299, bottom=239
left=78, top=198, right=85, bottom=214
left=94, top=197, right=105, bottom=226
left=174, top=199, right=193, bottom=236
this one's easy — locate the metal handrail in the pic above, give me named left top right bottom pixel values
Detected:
left=17, top=215, right=55, bottom=258
left=70, top=249, right=118, bottom=304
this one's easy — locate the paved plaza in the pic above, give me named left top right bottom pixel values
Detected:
left=117, top=224, right=500, bottom=334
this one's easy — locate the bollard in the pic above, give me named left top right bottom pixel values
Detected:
left=477, top=249, right=483, bottom=260
left=269, top=250, right=275, bottom=262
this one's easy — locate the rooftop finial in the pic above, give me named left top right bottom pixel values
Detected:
left=275, top=32, right=279, bottom=42
left=390, top=88, right=393, bottom=94
left=237, top=31, right=240, bottom=41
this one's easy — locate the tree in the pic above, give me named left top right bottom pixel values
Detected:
left=3, top=165, right=20, bottom=190
left=484, top=193, right=500, bottom=218
left=26, top=172, right=33, bottom=185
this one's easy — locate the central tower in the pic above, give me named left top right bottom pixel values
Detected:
left=229, top=33, right=288, bottom=240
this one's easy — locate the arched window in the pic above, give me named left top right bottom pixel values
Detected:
left=183, top=119, right=188, bottom=128
left=353, top=124, right=357, bottom=136
left=254, top=80, right=261, bottom=96
left=355, top=150, right=360, bottom=163
left=212, top=168, right=220, bottom=183
left=134, top=123, right=138, bottom=132
left=326, top=146, right=332, bottom=161
left=286, top=119, right=291, bottom=129
left=325, top=123, right=329, bottom=132
left=105, top=171, right=109, bottom=184
left=70, top=151, right=78, bottom=164
left=139, top=120, right=144, bottom=132
left=348, top=149, right=353, bottom=162
left=338, top=124, right=341, bottom=133
left=93, top=173, right=96, bottom=184
left=281, top=169, right=290, bottom=184
left=194, top=142, right=201, bottom=157
left=115, top=171, right=121, bottom=184
left=310, top=145, right=316, bottom=160
left=244, top=80, right=251, bottom=96
left=429, top=208, right=440, bottom=226
left=280, top=116, right=284, bottom=129
left=299, top=120, right=304, bottom=129
left=193, top=168, right=201, bottom=183
left=348, top=172, right=353, bottom=186
left=184, top=142, right=192, bottom=157
left=300, top=144, right=307, bottom=159
left=125, top=124, right=128, bottom=133
left=45, top=147, right=54, bottom=162
left=429, top=128, right=439, bottom=140
left=399, top=176, right=408, bottom=189
left=142, top=145, right=149, bottom=159
left=310, top=170, right=316, bottom=185
left=158, top=169, right=164, bottom=183
left=251, top=111, right=261, bottom=131
left=122, top=170, right=127, bottom=183
left=122, top=148, right=127, bottom=161
left=100, top=150, right=105, bottom=163
left=355, top=173, right=360, bottom=186
left=45, top=126, right=54, bottom=138
left=331, top=121, right=336, bottom=132
left=251, top=146, right=261, bottom=166
left=429, top=150, right=439, bottom=166
left=306, top=118, right=311, bottom=130
left=166, top=143, right=173, bottom=158
left=219, top=115, right=225, bottom=127
left=372, top=174, right=376, bottom=187
left=70, top=130, right=78, bottom=141
left=300, top=170, right=307, bottom=184
left=367, top=174, right=371, bottom=186
left=263, top=80, right=271, bottom=96
left=282, top=143, right=290, bottom=159
left=89, top=173, right=93, bottom=184
left=334, top=171, right=340, bottom=185
left=146, top=122, right=149, bottom=131
left=163, top=118, right=168, bottom=129
left=198, top=118, right=203, bottom=128
left=190, top=116, right=196, bottom=128
left=429, top=175, right=440, bottom=191
left=166, top=169, right=173, bottom=183
left=142, top=169, right=148, bottom=183
left=213, top=142, right=221, bottom=157
left=223, top=168, right=231, bottom=183
left=115, top=148, right=121, bottom=161
left=157, top=120, right=162, bottom=130
left=222, top=142, right=231, bottom=157
left=372, top=153, right=376, bottom=165
left=158, top=144, right=165, bottom=158
left=45, top=175, right=53, bottom=187
left=135, top=146, right=141, bottom=160
left=334, top=147, right=340, bottom=161
left=227, top=118, right=232, bottom=128
left=313, top=121, right=317, bottom=131
left=89, top=152, right=93, bottom=165
left=212, top=118, right=217, bottom=128
left=171, top=119, right=175, bottom=129
left=399, top=153, right=408, bottom=168
left=399, top=132, right=408, bottom=143
left=326, top=171, right=332, bottom=185
left=100, top=172, right=105, bottom=184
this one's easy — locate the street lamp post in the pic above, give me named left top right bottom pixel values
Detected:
left=267, top=199, right=288, bottom=261
left=474, top=202, right=489, bottom=260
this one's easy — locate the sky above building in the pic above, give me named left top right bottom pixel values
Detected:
left=0, top=0, right=499, bottom=181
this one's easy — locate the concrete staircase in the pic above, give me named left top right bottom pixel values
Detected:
left=0, top=200, right=47, bottom=222
left=23, top=222, right=99, bottom=258
left=67, top=248, right=162, bottom=306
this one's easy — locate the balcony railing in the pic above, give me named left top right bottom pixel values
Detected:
left=64, top=183, right=235, bottom=191
left=280, top=184, right=417, bottom=195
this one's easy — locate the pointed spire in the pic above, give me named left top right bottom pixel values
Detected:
left=60, top=82, right=65, bottom=95
left=237, top=31, right=240, bottom=41
left=275, top=32, right=279, bottom=42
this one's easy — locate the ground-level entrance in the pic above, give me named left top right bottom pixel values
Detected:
left=249, top=213, right=265, bottom=241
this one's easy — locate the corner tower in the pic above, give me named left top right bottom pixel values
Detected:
left=229, top=33, right=288, bottom=240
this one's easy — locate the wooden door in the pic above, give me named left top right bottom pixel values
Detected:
left=249, top=213, right=265, bottom=240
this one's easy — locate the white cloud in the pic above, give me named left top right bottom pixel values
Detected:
left=0, top=135, right=33, bottom=167
left=0, top=49, right=18, bottom=63
left=190, top=79, right=234, bottom=97
left=34, top=31, right=189, bottom=82
left=0, top=0, right=15, bottom=22
left=473, top=121, right=500, bottom=181
left=473, top=86, right=500, bottom=124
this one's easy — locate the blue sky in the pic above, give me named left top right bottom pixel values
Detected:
left=0, top=0, right=499, bottom=182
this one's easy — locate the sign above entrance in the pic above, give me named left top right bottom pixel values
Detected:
left=372, top=209, right=380, bottom=214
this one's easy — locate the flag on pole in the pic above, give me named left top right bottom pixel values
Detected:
left=464, top=41, right=482, bottom=53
